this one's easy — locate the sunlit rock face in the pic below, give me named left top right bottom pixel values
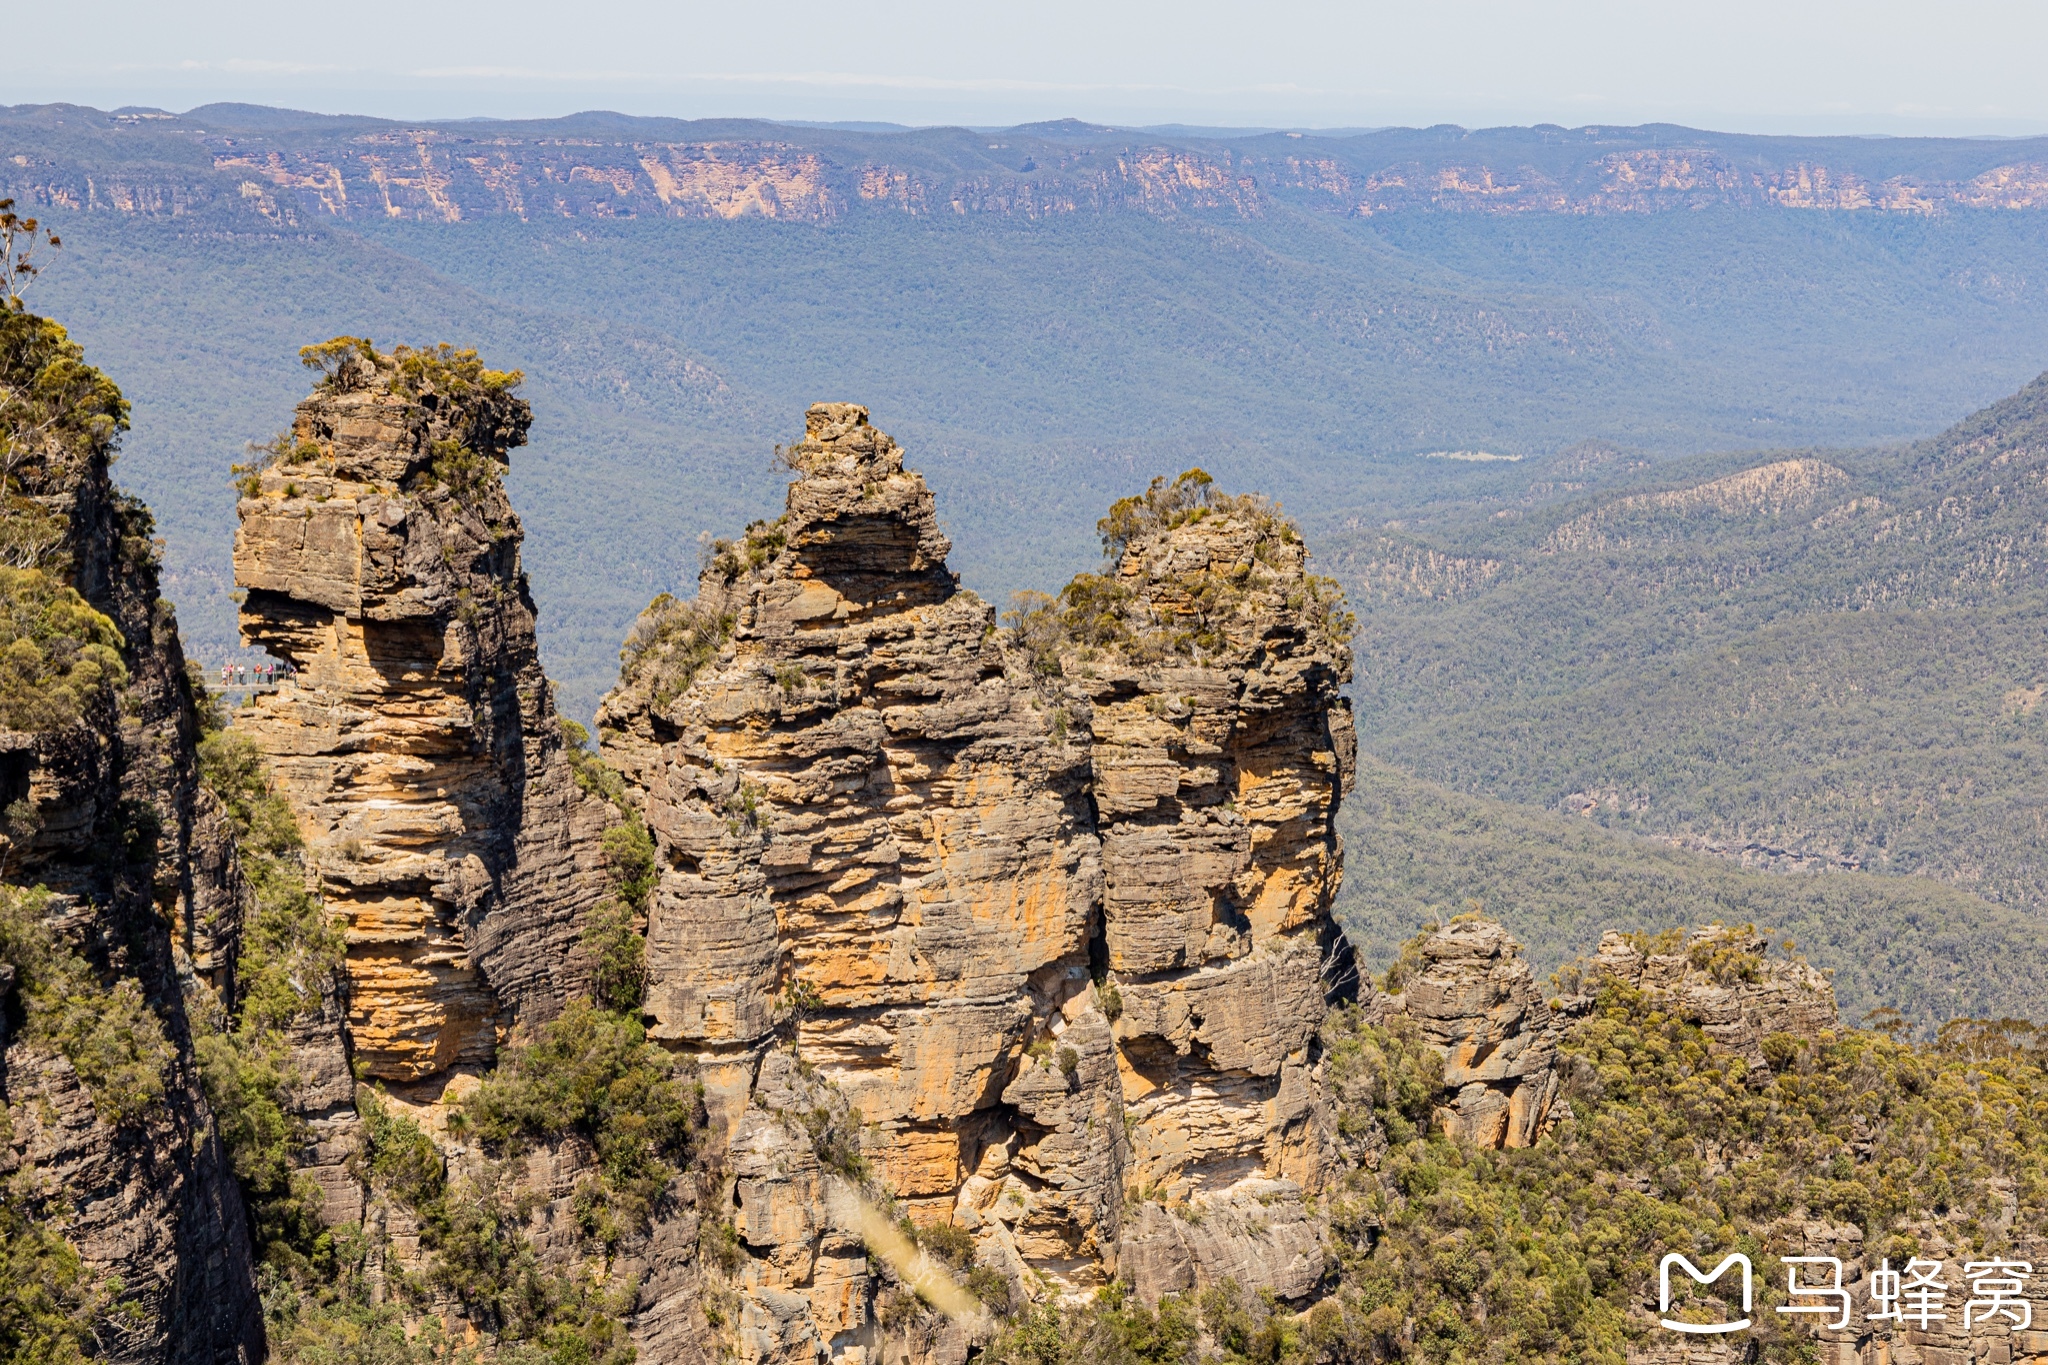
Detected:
left=599, top=405, right=1359, bottom=1314
left=597, top=403, right=1108, bottom=1254
left=1076, top=482, right=1359, bottom=1210
left=233, top=344, right=614, bottom=1085
left=1379, top=918, right=1564, bottom=1150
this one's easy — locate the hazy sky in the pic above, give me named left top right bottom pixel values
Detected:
left=14, top=0, right=2048, bottom=135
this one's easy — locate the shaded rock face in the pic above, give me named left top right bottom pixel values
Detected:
left=1382, top=919, right=1562, bottom=1149
left=232, top=349, right=615, bottom=1085
left=1, top=348, right=263, bottom=1360
left=598, top=405, right=1358, bottom=1326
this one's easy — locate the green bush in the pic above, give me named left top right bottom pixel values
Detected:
left=357, top=1093, right=446, bottom=1213
left=1014, top=471, right=1352, bottom=669
left=0, top=1198, right=108, bottom=1365
left=0, top=883, right=172, bottom=1127
left=0, top=566, right=127, bottom=731
left=600, top=814, right=656, bottom=915
left=193, top=730, right=347, bottom=1274
left=384, top=341, right=523, bottom=402
left=357, top=1075, right=647, bottom=1362
left=913, top=1220, right=975, bottom=1272
left=0, top=307, right=128, bottom=573
left=461, top=1001, right=699, bottom=1242
left=986, top=1281, right=1198, bottom=1365
left=580, top=898, right=647, bottom=1016
left=617, top=593, right=731, bottom=708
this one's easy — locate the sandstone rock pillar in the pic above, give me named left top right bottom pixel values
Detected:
left=232, top=341, right=614, bottom=1087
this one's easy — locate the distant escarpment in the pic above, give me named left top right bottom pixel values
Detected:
left=7, top=107, right=2048, bottom=229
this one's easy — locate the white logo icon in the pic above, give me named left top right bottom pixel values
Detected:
left=1660, top=1253, right=1753, bottom=1334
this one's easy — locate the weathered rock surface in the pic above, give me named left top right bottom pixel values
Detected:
left=597, top=410, right=1359, bottom=1351
left=1116, top=1180, right=1326, bottom=1306
left=598, top=404, right=1116, bottom=1277
left=232, top=344, right=616, bottom=1086
left=1381, top=918, right=1563, bottom=1149
left=1074, top=486, right=1357, bottom=1211
left=1, top=319, right=263, bottom=1362
left=1586, top=924, right=1838, bottom=1077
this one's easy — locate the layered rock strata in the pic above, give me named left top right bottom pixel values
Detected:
left=1378, top=917, right=1563, bottom=1149
left=0, top=314, right=263, bottom=1361
left=598, top=407, right=1359, bottom=1337
left=598, top=404, right=1116, bottom=1309
left=231, top=342, right=616, bottom=1087
left=1074, top=482, right=1357, bottom=1211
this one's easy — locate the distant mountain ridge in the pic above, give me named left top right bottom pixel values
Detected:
left=7, top=102, right=2048, bottom=226
left=1334, top=370, right=2048, bottom=929
left=14, top=100, right=2048, bottom=721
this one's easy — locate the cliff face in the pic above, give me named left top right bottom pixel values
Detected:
left=1069, top=473, right=1358, bottom=1303
left=231, top=342, right=615, bottom=1088
left=0, top=310, right=262, bottom=1362
left=13, top=110, right=2048, bottom=228
left=596, top=408, right=1358, bottom=1348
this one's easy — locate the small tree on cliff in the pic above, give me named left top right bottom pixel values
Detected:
left=0, top=199, right=60, bottom=313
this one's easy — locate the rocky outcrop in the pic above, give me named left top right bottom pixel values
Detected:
left=597, top=411, right=1359, bottom=1341
left=1380, top=918, right=1563, bottom=1149
left=1368, top=919, right=1835, bottom=1149
left=598, top=404, right=1116, bottom=1285
left=0, top=312, right=263, bottom=1361
left=1073, top=482, right=1357, bottom=1210
left=1583, top=924, right=1838, bottom=1077
left=231, top=342, right=616, bottom=1089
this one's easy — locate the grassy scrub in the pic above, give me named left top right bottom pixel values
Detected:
left=1003, top=469, right=1353, bottom=676
left=349, top=1001, right=696, bottom=1365
left=1296, top=959, right=2048, bottom=1364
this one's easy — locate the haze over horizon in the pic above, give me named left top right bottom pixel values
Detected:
left=16, top=0, right=2048, bottom=137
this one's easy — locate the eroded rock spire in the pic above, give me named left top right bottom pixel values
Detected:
left=232, top=340, right=615, bottom=1085
left=598, top=408, right=1361, bottom=1333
